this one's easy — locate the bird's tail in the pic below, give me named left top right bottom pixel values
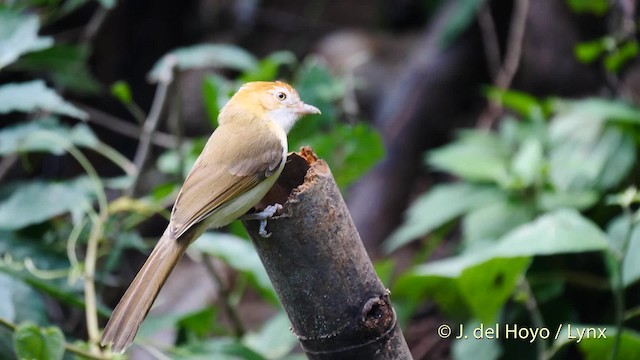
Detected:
left=101, top=229, right=189, bottom=353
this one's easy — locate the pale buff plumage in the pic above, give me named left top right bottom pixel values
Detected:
left=101, top=81, right=320, bottom=353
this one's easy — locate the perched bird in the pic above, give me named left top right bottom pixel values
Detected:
left=101, top=81, right=320, bottom=353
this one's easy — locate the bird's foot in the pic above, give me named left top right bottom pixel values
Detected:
left=242, top=204, right=282, bottom=238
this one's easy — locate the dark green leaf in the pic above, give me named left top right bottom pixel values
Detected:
left=12, top=44, right=101, bottom=94
left=0, top=81, right=87, bottom=119
left=566, top=0, right=609, bottom=15
left=13, top=322, right=65, bottom=360
left=386, top=184, right=504, bottom=252
left=303, top=123, right=384, bottom=189
left=0, top=177, right=95, bottom=230
left=0, top=273, right=47, bottom=326
left=552, top=326, right=640, bottom=360
left=605, top=40, right=639, bottom=73
left=439, top=0, right=486, bottom=47
left=178, top=307, right=217, bottom=338
left=240, top=51, right=296, bottom=83
left=459, top=257, right=531, bottom=323
left=606, top=216, right=640, bottom=286
left=148, top=44, right=258, bottom=83
left=173, top=338, right=266, bottom=360
left=201, top=74, right=231, bottom=128
left=574, top=39, right=607, bottom=64
left=0, top=9, right=53, bottom=69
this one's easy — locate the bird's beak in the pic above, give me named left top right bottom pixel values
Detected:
left=295, top=102, right=321, bottom=116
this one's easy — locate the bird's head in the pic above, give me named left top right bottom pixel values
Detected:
left=220, top=81, right=321, bottom=132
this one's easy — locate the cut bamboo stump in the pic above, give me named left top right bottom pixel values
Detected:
left=243, top=147, right=413, bottom=360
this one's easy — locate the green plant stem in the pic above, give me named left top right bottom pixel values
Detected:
left=202, top=255, right=246, bottom=338
left=127, top=75, right=173, bottom=197
left=610, top=208, right=634, bottom=360
left=65, top=144, right=109, bottom=355
left=0, top=317, right=110, bottom=360
left=518, top=277, right=545, bottom=360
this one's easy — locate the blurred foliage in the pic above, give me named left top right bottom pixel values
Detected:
left=0, top=1, right=383, bottom=359
left=387, top=89, right=640, bottom=360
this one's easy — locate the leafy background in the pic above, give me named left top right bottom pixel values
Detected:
left=0, top=0, right=639, bottom=359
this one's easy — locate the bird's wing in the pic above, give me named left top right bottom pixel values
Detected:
left=168, top=123, right=284, bottom=239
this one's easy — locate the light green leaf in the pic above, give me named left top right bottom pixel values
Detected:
left=606, top=216, right=640, bottom=286
left=510, top=138, right=544, bottom=188
left=240, top=51, right=296, bottom=83
left=148, top=44, right=258, bottom=83
left=386, top=184, right=503, bottom=252
left=459, top=257, right=531, bottom=323
left=243, top=312, right=297, bottom=359
left=537, top=191, right=599, bottom=211
left=427, top=130, right=510, bottom=185
left=462, top=200, right=534, bottom=245
left=0, top=118, right=99, bottom=155
left=193, top=232, right=276, bottom=303
left=13, top=322, right=65, bottom=360
left=492, top=209, right=609, bottom=257
left=0, top=9, right=53, bottom=69
left=0, top=81, right=88, bottom=119
left=605, top=40, right=640, bottom=73
left=486, top=88, right=544, bottom=120
left=0, top=177, right=95, bottom=230
left=0, top=273, right=47, bottom=326
left=452, top=321, right=503, bottom=360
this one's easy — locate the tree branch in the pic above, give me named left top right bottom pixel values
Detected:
left=243, top=147, right=413, bottom=359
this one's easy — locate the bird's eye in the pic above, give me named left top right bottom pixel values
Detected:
left=275, top=92, right=287, bottom=101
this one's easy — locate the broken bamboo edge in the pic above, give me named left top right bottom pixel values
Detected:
left=243, top=147, right=413, bottom=360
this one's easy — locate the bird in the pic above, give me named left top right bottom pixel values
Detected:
left=101, top=81, right=320, bottom=353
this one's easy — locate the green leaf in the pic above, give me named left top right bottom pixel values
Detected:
left=486, top=88, right=544, bottom=120
left=565, top=0, right=609, bottom=15
left=201, top=74, right=231, bottom=128
left=11, top=44, right=101, bottom=94
left=510, top=138, right=544, bottom=188
left=97, top=0, right=116, bottom=9
left=0, top=177, right=95, bottom=230
left=0, top=9, right=53, bottom=69
left=427, top=130, right=510, bottom=185
left=178, top=307, right=217, bottom=338
left=0, top=81, right=87, bottom=119
left=462, top=200, right=534, bottom=245
left=606, top=216, right=640, bottom=286
left=110, top=80, right=132, bottom=104
left=605, top=40, right=639, bottom=73
left=452, top=321, right=503, bottom=360
left=13, top=322, right=65, bottom=360
left=0, top=273, right=47, bottom=326
left=173, top=338, right=266, bottom=360
left=193, top=232, right=276, bottom=303
left=492, top=209, right=610, bottom=257
left=303, top=123, right=384, bottom=189
left=574, top=39, right=607, bottom=64
left=459, top=257, right=531, bottom=323
left=243, top=312, right=297, bottom=359
left=386, top=184, right=503, bottom=252
left=240, top=51, right=296, bottom=83
left=148, top=44, right=258, bottom=83
left=552, top=326, right=640, bottom=360
left=0, top=118, right=99, bottom=155
left=439, top=0, right=486, bottom=47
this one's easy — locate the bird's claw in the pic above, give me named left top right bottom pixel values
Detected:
left=243, top=204, right=282, bottom=238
